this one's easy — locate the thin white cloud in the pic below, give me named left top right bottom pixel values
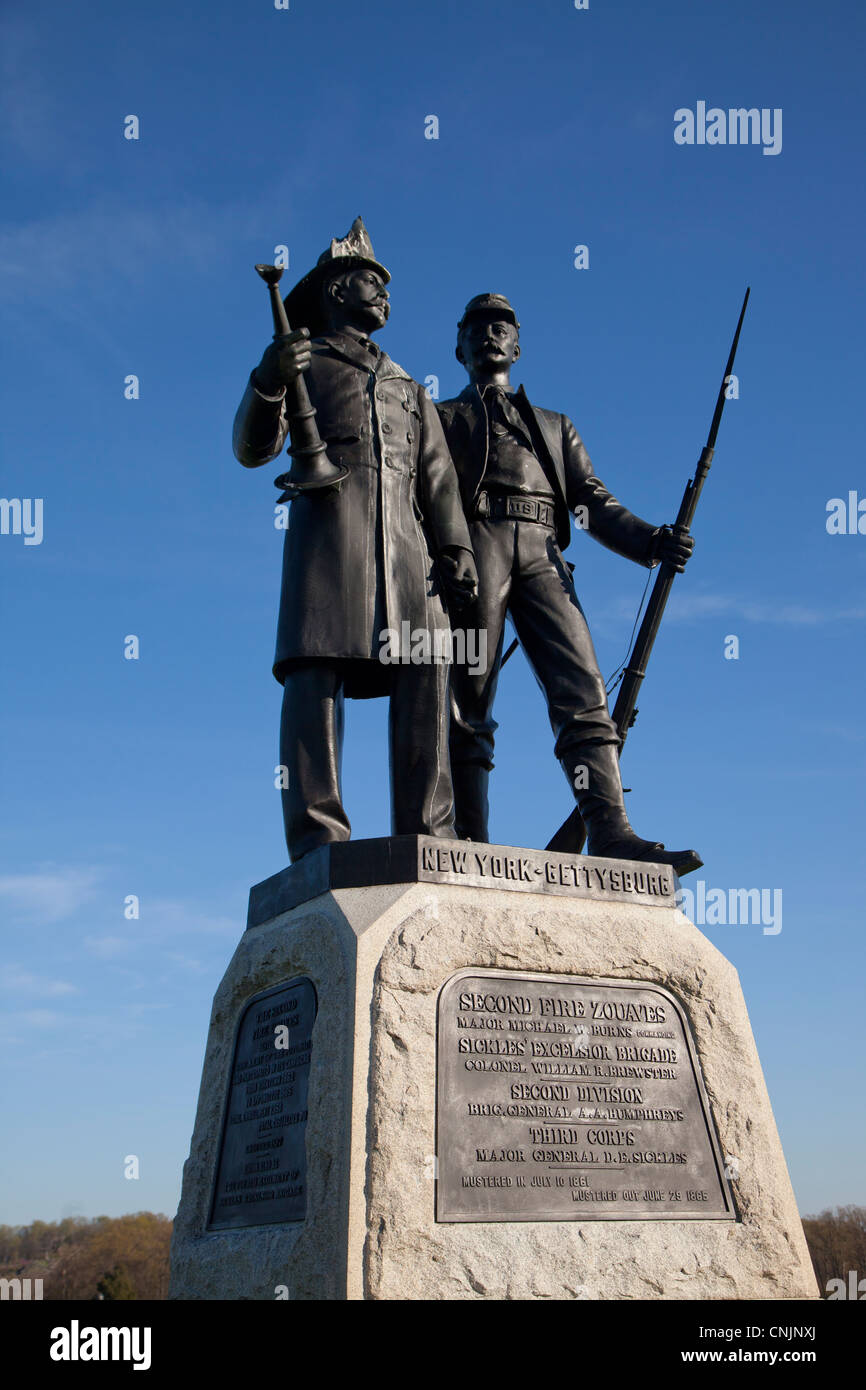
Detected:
left=0, top=193, right=267, bottom=306
left=0, top=966, right=77, bottom=997
left=142, top=899, right=239, bottom=939
left=164, top=952, right=208, bottom=974
left=78, top=899, right=236, bottom=962
left=662, top=592, right=732, bottom=621
left=666, top=592, right=866, bottom=625
left=15, top=1009, right=66, bottom=1028
left=597, top=588, right=866, bottom=628
left=0, top=868, right=101, bottom=924
left=0, top=17, right=64, bottom=166
left=83, top=936, right=132, bottom=960
left=125, top=1001, right=171, bottom=1018
left=0, top=869, right=238, bottom=939
left=0, top=190, right=272, bottom=361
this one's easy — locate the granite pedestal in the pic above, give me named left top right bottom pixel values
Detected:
left=168, top=837, right=817, bottom=1301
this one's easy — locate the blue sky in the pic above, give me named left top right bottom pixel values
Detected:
left=1, top=0, right=864, bottom=1225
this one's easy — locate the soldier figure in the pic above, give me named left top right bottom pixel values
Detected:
left=437, top=293, right=699, bottom=873
left=233, top=220, right=477, bottom=862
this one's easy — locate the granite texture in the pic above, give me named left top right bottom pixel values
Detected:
left=169, top=878, right=818, bottom=1301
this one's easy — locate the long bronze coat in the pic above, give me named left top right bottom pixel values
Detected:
left=233, top=332, right=472, bottom=698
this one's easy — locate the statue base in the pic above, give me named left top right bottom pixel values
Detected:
left=168, top=837, right=817, bottom=1301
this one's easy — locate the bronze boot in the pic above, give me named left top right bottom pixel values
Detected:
left=451, top=761, right=491, bottom=842
left=563, top=742, right=702, bottom=876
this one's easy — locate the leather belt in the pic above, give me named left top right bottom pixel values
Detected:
left=475, top=491, right=556, bottom=528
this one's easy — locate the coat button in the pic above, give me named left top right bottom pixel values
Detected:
left=382, top=422, right=392, bottom=434
left=376, top=390, right=385, bottom=401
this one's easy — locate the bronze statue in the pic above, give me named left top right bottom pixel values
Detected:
left=233, top=218, right=477, bottom=861
left=437, top=293, right=700, bottom=875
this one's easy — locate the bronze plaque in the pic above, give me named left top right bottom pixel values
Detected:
left=436, top=969, right=735, bottom=1222
left=208, top=976, right=316, bottom=1230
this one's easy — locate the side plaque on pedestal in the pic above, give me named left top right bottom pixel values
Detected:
left=208, top=976, right=316, bottom=1231
left=436, top=968, right=735, bottom=1222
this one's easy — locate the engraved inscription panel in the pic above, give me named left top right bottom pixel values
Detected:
left=418, top=841, right=675, bottom=906
left=209, top=976, right=316, bottom=1230
left=436, top=969, right=734, bottom=1222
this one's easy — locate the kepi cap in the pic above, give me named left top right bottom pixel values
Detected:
left=457, top=292, right=520, bottom=331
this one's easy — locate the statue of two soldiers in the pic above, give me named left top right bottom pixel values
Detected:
left=233, top=219, right=698, bottom=874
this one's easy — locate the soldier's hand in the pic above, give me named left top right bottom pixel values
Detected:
left=253, top=329, right=312, bottom=395
left=440, top=547, right=479, bottom=610
left=655, top=525, right=694, bottom=573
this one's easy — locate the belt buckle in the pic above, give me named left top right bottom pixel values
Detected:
left=508, top=496, right=535, bottom=520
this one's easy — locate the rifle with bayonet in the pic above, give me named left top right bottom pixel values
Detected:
left=544, top=287, right=751, bottom=854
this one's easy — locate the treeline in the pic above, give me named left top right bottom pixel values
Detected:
left=2, top=1205, right=863, bottom=1299
left=0, top=1212, right=172, bottom=1300
left=802, top=1205, right=866, bottom=1298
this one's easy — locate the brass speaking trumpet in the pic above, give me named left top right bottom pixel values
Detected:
left=254, top=264, right=349, bottom=499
